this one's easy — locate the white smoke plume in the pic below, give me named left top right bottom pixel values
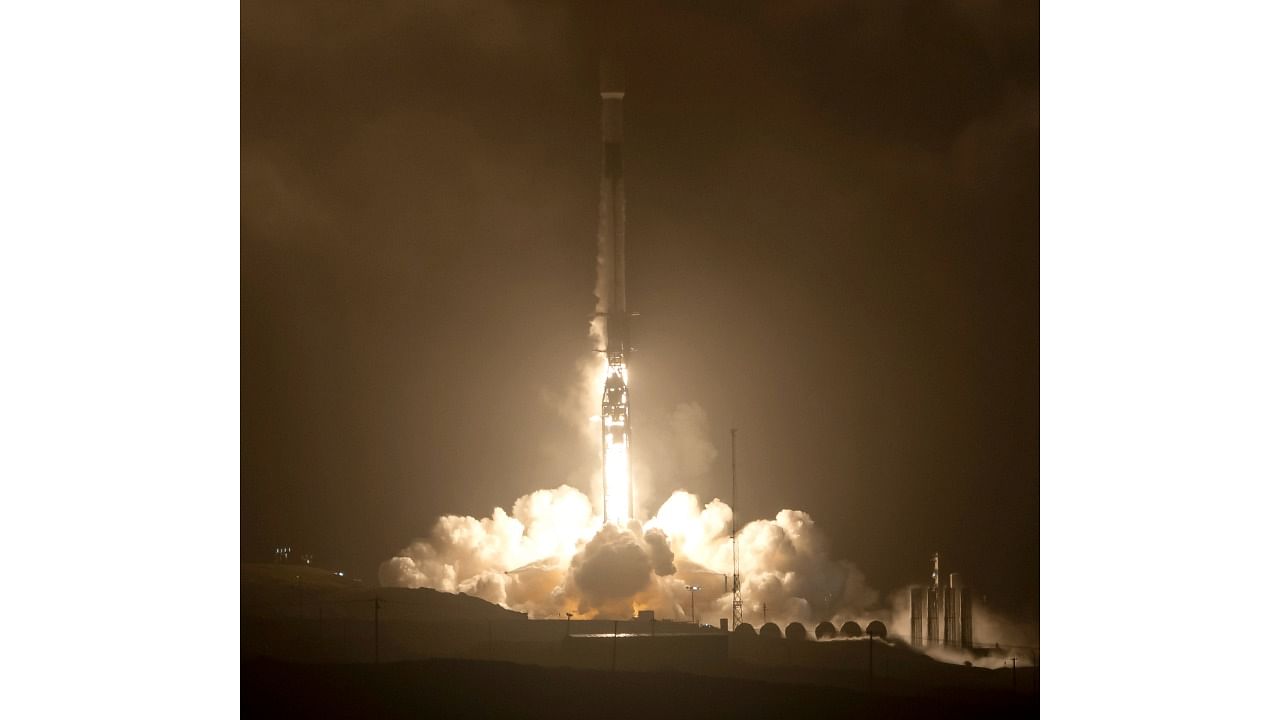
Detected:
left=378, top=351, right=1033, bottom=657
left=380, top=482, right=883, bottom=626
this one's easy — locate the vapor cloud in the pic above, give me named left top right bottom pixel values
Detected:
left=381, top=482, right=884, bottom=627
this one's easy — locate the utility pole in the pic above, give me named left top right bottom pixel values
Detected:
left=762, top=602, right=767, bottom=625
left=374, top=596, right=382, bottom=664
left=730, top=428, right=742, bottom=631
left=684, top=585, right=700, bottom=625
left=612, top=620, right=619, bottom=671
left=1012, top=657, right=1017, bottom=692
left=868, top=635, right=874, bottom=691
left=565, top=612, right=574, bottom=637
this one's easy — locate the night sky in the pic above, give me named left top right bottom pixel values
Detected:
left=242, top=1, right=1038, bottom=621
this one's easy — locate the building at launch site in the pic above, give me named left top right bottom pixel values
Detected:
left=909, top=553, right=973, bottom=649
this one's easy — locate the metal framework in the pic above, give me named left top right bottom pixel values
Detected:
left=731, top=428, right=743, bottom=629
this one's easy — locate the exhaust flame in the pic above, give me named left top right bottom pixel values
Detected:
left=601, top=361, right=631, bottom=524
left=603, top=433, right=630, bottom=524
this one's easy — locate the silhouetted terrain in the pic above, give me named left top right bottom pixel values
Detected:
left=243, top=563, right=1038, bottom=709
left=242, top=657, right=1038, bottom=719
left=243, top=563, right=1037, bottom=719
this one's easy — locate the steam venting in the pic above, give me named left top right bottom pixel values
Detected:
left=380, top=486, right=880, bottom=625
left=379, top=353, right=882, bottom=625
left=379, top=372, right=1032, bottom=654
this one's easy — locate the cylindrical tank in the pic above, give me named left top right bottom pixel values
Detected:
left=814, top=621, right=837, bottom=639
left=758, top=622, right=782, bottom=639
left=840, top=621, right=863, bottom=638
left=927, top=589, right=940, bottom=645
left=784, top=622, right=808, bottom=641
left=866, top=620, right=888, bottom=638
left=944, top=587, right=957, bottom=646
left=909, top=587, right=924, bottom=646
left=733, top=622, right=757, bottom=636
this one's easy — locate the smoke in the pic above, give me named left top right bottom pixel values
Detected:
left=382, top=478, right=885, bottom=627
left=381, top=332, right=888, bottom=623
left=378, top=484, right=597, bottom=610
left=567, top=524, right=652, bottom=616
left=378, top=352, right=1035, bottom=662
left=642, top=528, right=677, bottom=576
left=640, top=402, right=717, bottom=489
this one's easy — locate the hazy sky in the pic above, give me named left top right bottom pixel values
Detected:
left=242, top=1, right=1038, bottom=620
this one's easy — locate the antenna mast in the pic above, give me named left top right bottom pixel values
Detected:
left=731, top=428, right=743, bottom=630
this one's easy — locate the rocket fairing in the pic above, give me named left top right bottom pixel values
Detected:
left=599, top=58, right=633, bottom=525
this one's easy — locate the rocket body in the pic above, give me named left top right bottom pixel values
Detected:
left=599, top=60, right=632, bottom=524
left=599, top=59, right=627, bottom=356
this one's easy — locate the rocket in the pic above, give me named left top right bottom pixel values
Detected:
left=599, top=58, right=633, bottom=524
left=599, top=58, right=627, bottom=361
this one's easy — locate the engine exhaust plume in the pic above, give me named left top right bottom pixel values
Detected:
left=381, top=484, right=884, bottom=627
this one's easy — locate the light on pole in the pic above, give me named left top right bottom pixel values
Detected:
left=684, top=585, right=701, bottom=625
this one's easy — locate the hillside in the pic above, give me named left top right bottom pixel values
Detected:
left=241, top=563, right=525, bottom=623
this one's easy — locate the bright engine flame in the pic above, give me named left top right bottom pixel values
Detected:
left=604, top=431, right=630, bottom=525
left=601, top=361, right=631, bottom=524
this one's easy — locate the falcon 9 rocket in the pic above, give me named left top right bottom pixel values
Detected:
left=598, top=59, right=632, bottom=525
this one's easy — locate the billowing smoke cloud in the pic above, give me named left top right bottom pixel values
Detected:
left=568, top=524, right=652, bottom=616
left=381, top=482, right=883, bottom=626
left=378, top=484, right=597, bottom=611
left=642, top=528, right=676, bottom=577
left=378, top=360, right=1034, bottom=659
